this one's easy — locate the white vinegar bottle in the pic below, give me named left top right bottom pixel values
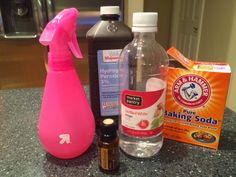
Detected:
left=119, top=12, right=169, bottom=158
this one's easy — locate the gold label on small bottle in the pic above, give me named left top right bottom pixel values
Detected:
left=99, top=147, right=119, bottom=170
left=100, top=148, right=109, bottom=170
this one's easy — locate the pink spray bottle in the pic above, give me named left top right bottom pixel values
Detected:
left=38, top=8, right=95, bottom=159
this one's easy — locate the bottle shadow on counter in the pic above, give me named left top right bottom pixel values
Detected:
left=120, top=139, right=188, bottom=164
left=44, top=142, right=97, bottom=167
left=42, top=142, right=98, bottom=177
left=42, top=141, right=128, bottom=176
left=219, top=130, right=236, bottom=150
left=157, top=139, right=188, bottom=164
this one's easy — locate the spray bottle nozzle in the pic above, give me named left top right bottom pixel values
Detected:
left=39, top=8, right=83, bottom=59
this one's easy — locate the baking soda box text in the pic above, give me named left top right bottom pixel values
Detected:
left=164, top=47, right=231, bottom=149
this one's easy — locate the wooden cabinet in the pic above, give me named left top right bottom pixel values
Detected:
left=0, top=38, right=89, bottom=89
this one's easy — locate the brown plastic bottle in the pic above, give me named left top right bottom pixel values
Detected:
left=86, top=6, right=133, bottom=129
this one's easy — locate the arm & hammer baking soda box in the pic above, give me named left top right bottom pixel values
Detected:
left=164, top=47, right=231, bottom=149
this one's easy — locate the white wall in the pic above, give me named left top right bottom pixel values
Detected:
left=198, top=0, right=235, bottom=62
left=198, top=0, right=236, bottom=111
left=124, top=0, right=144, bottom=27
left=144, top=0, right=173, bottom=49
left=124, top=0, right=172, bottom=50
left=226, top=4, right=236, bottom=112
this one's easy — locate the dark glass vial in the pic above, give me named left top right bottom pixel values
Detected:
left=98, top=118, right=119, bottom=173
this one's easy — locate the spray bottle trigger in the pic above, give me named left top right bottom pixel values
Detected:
left=39, top=22, right=57, bottom=46
left=68, top=33, right=83, bottom=59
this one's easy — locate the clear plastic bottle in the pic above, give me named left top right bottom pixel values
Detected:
left=119, top=12, right=169, bottom=158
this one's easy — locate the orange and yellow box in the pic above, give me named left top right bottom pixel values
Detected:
left=164, top=47, right=231, bottom=149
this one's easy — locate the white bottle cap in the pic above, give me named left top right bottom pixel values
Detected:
left=132, top=12, right=158, bottom=32
left=100, top=6, right=120, bottom=15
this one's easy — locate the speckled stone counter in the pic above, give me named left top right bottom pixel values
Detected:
left=0, top=88, right=236, bottom=177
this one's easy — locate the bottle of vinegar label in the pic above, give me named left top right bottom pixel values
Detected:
left=119, top=12, right=169, bottom=158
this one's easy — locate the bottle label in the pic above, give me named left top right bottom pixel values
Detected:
left=121, top=82, right=166, bottom=137
left=99, top=147, right=119, bottom=170
left=97, top=49, right=122, bottom=116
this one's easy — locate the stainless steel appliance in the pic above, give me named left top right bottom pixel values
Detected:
left=46, top=0, right=124, bottom=37
left=0, top=0, right=124, bottom=39
left=0, top=0, right=47, bottom=39
left=0, top=0, right=124, bottom=89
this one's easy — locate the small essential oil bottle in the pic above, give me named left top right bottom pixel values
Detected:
left=98, top=118, right=119, bottom=173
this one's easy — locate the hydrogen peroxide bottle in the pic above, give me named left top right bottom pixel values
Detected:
left=86, top=6, right=132, bottom=129
left=119, top=12, right=169, bottom=158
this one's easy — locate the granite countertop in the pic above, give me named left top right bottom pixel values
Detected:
left=0, top=88, right=236, bottom=177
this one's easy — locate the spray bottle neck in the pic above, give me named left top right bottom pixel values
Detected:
left=48, top=52, right=74, bottom=71
left=39, top=8, right=83, bottom=71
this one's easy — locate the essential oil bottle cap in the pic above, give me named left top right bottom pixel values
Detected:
left=100, top=118, right=117, bottom=135
left=100, top=6, right=120, bottom=15
left=103, top=118, right=114, bottom=125
left=132, top=12, right=158, bottom=32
